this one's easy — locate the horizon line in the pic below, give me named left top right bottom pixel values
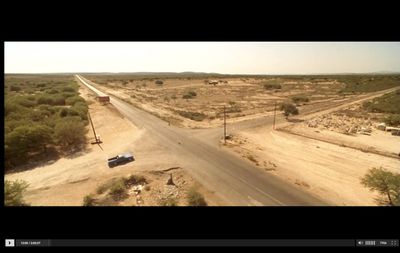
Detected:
left=4, top=71, right=400, bottom=76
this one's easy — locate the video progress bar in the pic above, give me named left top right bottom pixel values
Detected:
left=8, top=239, right=399, bottom=247
left=8, top=239, right=363, bottom=247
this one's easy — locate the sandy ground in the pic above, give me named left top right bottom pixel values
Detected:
left=5, top=83, right=221, bottom=206
left=85, top=80, right=355, bottom=130
left=284, top=124, right=400, bottom=157
left=83, top=76, right=349, bottom=129
left=224, top=128, right=400, bottom=206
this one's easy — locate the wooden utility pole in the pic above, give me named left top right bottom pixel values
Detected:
left=88, top=111, right=98, bottom=143
left=224, top=106, right=227, bottom=144
left=273, top=101, right=277, bottom=130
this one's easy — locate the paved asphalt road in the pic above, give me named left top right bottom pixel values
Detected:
left=76, top=74, right=332, bottom=206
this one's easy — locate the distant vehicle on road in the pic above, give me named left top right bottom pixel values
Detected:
left=97, top=95, right=110, bottom=104
left=108, top=153, right=134, bottom=168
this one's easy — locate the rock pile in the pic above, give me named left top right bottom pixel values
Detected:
left=127, top=183, right=146, bottom=206
left=306, top=114, right=373, bottom=135
left=155, top=184, right=181, bottom=203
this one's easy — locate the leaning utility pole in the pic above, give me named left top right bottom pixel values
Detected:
left=88, top=111, right=98, bottom=143
left=273, top=101, right=277, bottom=130
left=223, top=105, right=227, bottom=144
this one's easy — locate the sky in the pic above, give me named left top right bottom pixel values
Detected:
left=4, top=42, right=400, bottom=74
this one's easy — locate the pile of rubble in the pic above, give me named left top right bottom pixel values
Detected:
left=127, top=183, right=146, bottom=206
left=154, top=173, right=187, bottom=205
left=305, top=114, right=373, bottom=135
left=157, top=184, right=181, bottom=201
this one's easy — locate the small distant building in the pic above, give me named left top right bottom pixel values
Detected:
left=208, top=80, right=219, bottom=85
left=386, top=126, right=400, bottom=132
left=376, top=123, right=386, bottom=131
left=97, top=96, right=110, bottom=104
left=391, top=129, right=400, bottom=136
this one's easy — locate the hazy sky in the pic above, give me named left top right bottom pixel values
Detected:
left=4, top=42, right=400, bottom=74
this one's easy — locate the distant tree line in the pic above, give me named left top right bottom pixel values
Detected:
left=339, top=75, right=400, bottom=93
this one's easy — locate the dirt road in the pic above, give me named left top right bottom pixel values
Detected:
left=76, top=75, right=327, bottom=206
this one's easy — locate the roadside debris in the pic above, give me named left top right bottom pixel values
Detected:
left=305, top=114, right=373, bottom=135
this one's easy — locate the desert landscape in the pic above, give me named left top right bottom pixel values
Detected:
left=5, top=73, right=399, bottom=206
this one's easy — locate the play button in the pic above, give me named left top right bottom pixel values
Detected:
left=5, top=239, right=15, bottom=247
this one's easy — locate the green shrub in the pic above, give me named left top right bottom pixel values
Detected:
left=188, top=91, right=197, bottom=97
left=67, top=108, right=80, bottom=117
left=30, top=110, right=51, bottom=121
left=36, top=83, right=47, bottom=88
left=37, top=95, right=54, bottom=105
left=340, top=76, right=400, bottom=93
left=61, top=92, right=76, bottom=99
left=65, top=96, right=85, bottom=106
left=5, top=118, right=33, bottom=132
left=280, top=103, right=299, bottom=117
left=70, top=103, right=88, bottom=120
left=363, top=91, right=400, bottom=114
left=5, top=124, right=53, bottom=161
left=263, top=83, right=282, bottom=90
left=38, top=104, right=56, bottom=114
left=96, top=181, right=113, bottom=194
left=361, top=167, right=400, bottom=206
left=187, top=188, right=207, bottom=206
left=155, top=80, right=164, bottom=85
left=384, top=114, right=400, bottom=126
left=4, top=180, right=30, bottom=206
left=83, top=195, right=96, bottom=206
left=227, top=101, right=241, bottom=113
left=53, top=117, right=86, bottom=147
left=62, top=86, right=75, bottom=92
left=53, top=96, right=66, bottom=106
left=178, top=111, right=207, bottom=121
left=123, top=175, right=147, bottom=187
left=27, top=95, right=36, bottom=101
left=108, top=179, right=127, bottom=201
left=59, top=108, right=69, bottom=117
left=292, top=95, right=309, bottom=103
left=182, top=90, right=197, bottom=99
left=9, top=85, right=21, bottom=92
left=5, top=100, right=23, bottom=116
left=11, top=96, right=36, bottom=108
left=46, top=89, right=59, bottom=94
